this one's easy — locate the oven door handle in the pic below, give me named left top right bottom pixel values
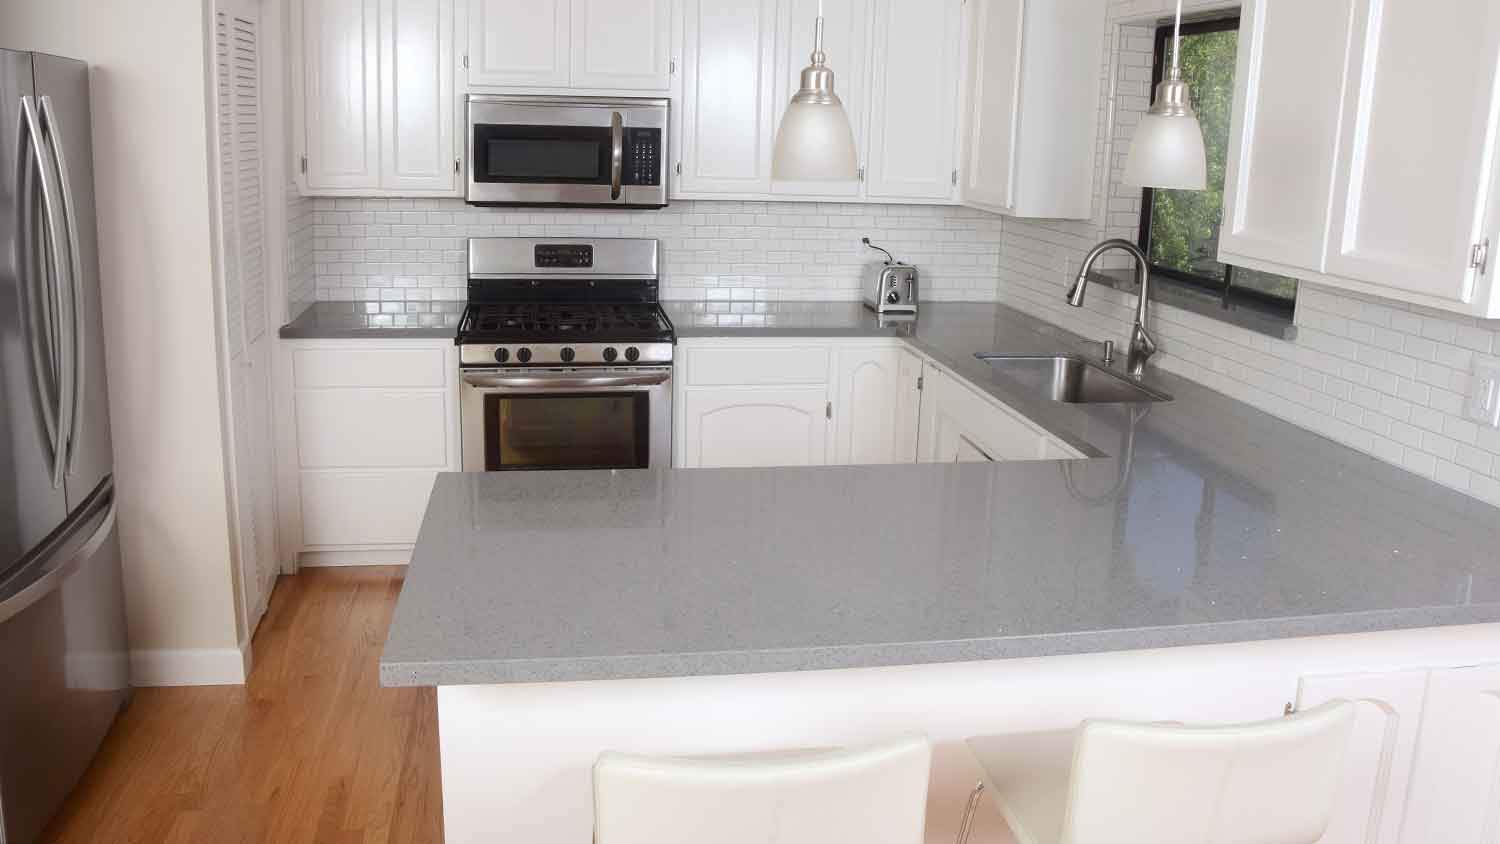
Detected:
left=609, top=111, right=624, bottom=201
left=463, top=372, right=671, bottom=390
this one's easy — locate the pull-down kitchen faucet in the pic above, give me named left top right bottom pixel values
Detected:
left=1066, top=239, right=1158, bottom=377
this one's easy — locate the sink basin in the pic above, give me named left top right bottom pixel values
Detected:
left=975, top=354, right=1172, bottom=404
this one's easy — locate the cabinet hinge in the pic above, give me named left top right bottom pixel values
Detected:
left=917, top=375, right=924, bottom=391
left=462, top=52, right=470, bottom=70
left=857, top=165, right=865, bottom=182
left=670, top=57, right=677, bottom=74
left=675, top=162, right=683, bottom=176
left=1473, top=239, right=1491, bottom=275
left=454, top=157, right=462, bottom=174
left=826, top=401, right=833, bottom=420
left=299, top=154, right=308, bottom=174
left=951, top=169, right=959, bottom=186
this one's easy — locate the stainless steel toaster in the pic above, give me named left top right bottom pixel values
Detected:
left=861, top=238, right=918, bottom=318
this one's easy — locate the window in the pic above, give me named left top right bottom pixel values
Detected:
left=1137, top=16, right=1297, bottom=314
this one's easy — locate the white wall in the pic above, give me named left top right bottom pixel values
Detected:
left=994, top=0, right=1500, bottom=511
left=0, top=0, right=245, bottom=682
left=309, top=199, right=1005, bottom=303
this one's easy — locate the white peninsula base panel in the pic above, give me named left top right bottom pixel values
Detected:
left=435, top=624, right=1500, bottom=844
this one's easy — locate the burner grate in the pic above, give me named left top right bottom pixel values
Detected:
left=458, top=302, right=673, bottom=344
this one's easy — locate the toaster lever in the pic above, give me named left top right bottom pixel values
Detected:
left=861, top=236, right=896, bottom=265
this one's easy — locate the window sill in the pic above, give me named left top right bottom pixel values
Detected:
left=1087, top=268, right=1297, bottom=342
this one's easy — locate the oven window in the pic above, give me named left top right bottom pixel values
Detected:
left=473, top=124, right=611, bottom=184
left=483, top=393, right=648, bottom=470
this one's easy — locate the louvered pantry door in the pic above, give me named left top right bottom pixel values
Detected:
left=214, top=0, right=280, bottom=640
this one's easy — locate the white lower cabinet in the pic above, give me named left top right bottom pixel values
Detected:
left=279, top=340, right=460, bottom=563
left=1299, top=663, right=1500, bottom=844
left=675, top=339, right=1073, bottom=469
left=918, top=366, right=1078, bottom=463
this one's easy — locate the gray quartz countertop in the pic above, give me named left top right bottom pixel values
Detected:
left=380, top=302, right=1500, bottom=687
left=279, top=301, right=463, bottom=339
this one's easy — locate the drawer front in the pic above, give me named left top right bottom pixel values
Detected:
left=295, top=390, right=450, bottom=469
left=685, top=345, right=831, bottom=387
left=299, top=471, right=438, bottom=547
left=292, top=347, right=449, bottom=389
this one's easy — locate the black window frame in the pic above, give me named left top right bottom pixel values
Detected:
left=1136, top=15, right=1296, bottom=317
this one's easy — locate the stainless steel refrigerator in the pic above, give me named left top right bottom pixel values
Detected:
left=0, top=50, right=130, bottom=844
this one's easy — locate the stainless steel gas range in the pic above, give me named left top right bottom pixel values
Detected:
left=457, top=238, right=676, bottom=472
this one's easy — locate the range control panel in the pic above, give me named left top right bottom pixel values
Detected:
left=534, top=244, right=594, bottom=269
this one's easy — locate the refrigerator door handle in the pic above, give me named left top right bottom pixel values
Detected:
left=0, top=481, right=115, bottom=626
left=14, top=98, right=63, bottom=476
left=19, top=95, right=74, bottom=489
left=40, top=95, right=85, bottom=478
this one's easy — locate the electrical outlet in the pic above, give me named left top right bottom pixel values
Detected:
left=1466, top=354, right=1500, bottom=427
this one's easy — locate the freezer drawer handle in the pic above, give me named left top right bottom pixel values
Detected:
left=40, top=95, right=87, bottom=479
left=0, top=482, right=116, bottom=626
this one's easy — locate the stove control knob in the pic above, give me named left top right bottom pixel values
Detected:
left=625, top=346, right=641, bottom=362
left=560, top=347, right=576, bottom=363
left=494, top=347, right=510, bottom=364
left=602, top=347, right=619, bottom=362
left=516, top=347, right=532, bottom=364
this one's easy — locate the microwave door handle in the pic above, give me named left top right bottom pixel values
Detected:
left=41, top=96, right=85, bottom=477
left=610, top=111, right=623, bottom=201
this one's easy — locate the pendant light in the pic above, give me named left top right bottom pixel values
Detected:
left=772, top=0, right=859, bottom=182
left=1122, top=0, right=1208, bottom=190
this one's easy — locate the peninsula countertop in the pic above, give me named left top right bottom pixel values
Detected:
left=380, top=302, right=1500, bottom=687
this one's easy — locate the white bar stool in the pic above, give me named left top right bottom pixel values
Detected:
left=962, top=700, right=1356, bottom=844
left=593, top=735, right=933, bottom=844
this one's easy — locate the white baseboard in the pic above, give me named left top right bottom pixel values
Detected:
left=299, top=548, right=411, bottom=567
left=130, top=638, right=251, bottom=687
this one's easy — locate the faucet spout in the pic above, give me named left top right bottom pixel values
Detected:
left=1065, top=238, right=1157, bottom=377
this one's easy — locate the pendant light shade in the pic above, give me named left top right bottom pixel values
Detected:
left=1122, top=1, right=1208, bottom=190
left=772, top=6, right=858, bottom=182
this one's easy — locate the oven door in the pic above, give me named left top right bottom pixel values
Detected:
left=460, top=368, right=672, bottom=472
left=466, top=96, right=668, bottom=207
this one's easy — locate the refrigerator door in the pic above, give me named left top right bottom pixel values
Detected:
left=0, top=49, right=69, bottom=578
left=32, top=54, right=112, bottom=511
left=0, top=478, right=128, bottom=844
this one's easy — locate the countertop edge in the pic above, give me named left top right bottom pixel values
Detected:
left=378, top=605, right=1500, bottom=687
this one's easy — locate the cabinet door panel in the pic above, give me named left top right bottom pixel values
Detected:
left=382, top=0, right=456, bottom=192
left=300, top=470, right=438, bottom=546
left=571, top=0, right=672, bottom=90
left=1400, top=664, right=1500, bottom=844
left=1297, top=669, right=1429, bottom=844
left=960, top=0, right=1023, bottom=211
left=295, top=391, right=450, bottom=469
left=677, top=0, right=780, bottom=195
left=298, top=0, right=381, bottom=190
left=1325, top=0, right=1500, bottom=305
left=468, top=0, right=571, bottom=87
left=683, top=388, right=829, bottom=468
left=773, top=0, right=871, bottom=197
left=865, top=0, right=962, bottom=200
left=834, top=347, right=901, bottom=465
left=1219, top=0, right=1355, bottom=274
left=893, top=349, right=922, bottom=464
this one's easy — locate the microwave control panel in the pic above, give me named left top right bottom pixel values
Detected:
left=627, top=128, right=662, bottom=186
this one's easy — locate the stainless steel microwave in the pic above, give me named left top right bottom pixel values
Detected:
left=466, top=95, right=669, bottom=208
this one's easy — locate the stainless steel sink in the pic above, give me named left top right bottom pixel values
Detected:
left=976, top=354, right=1172, bottom=404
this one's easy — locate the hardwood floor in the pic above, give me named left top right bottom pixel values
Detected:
left=42, top=566, right=443, bottom=844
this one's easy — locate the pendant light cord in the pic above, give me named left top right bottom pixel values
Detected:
left=1171, top=0, right=1183, bottom=76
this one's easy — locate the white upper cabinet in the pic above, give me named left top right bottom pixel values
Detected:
left=1219, top=0, right=1355, bottom=277
left=864, top=0, right=963, bottom=201
left=466, top=0, right=672, bottom=91
left=1324, top=0, right=1500, bottom=310
left=294, top=0, right=460, bottom=196
left=381, top=0, right=457, bottom=191
left=771, top=0, right=872, bottom=198
left=676, top=0, right=781, bottom=195
left=1222, top=0, right=1500, bottom=316
left=467, top=0, right=570, bottom=88
left=295, top=0, right=381, bottom=191
left=960, top=0, right=1105, bottom=219
left=571, top=0, right=674, bottom=90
